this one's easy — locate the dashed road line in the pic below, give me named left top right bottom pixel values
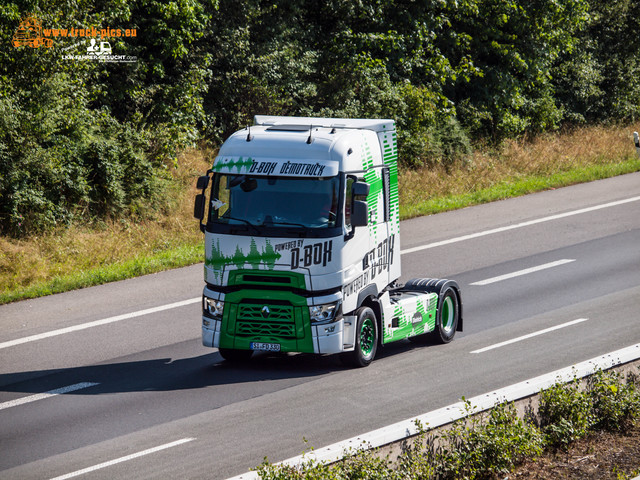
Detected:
left=470, top=259, right=575, bottom=286
left=470, top=318, right=589, bottom=354
left=0, top=382, right=100, bottom=411
left=49, top=438, right=196, bottom=480
left=0, top=298, right=201, bottom=350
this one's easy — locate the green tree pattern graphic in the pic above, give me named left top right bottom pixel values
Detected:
left=206, top=238, right=282, bottom=282
left=212, top=156, right=254, bottom=174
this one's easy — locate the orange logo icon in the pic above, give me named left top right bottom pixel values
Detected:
left=12, top=16, right=54, bottom=48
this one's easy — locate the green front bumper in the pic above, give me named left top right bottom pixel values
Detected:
left=218, top=270, right=315, bottom=353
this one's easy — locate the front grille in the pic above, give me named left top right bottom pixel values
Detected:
left=235, top=303, right=296, bottom=339
left=237, top=322, right=296, bottom=337
left=237, top=304, right=293, bottom=321
left=242, top=274, right=291, bottom=284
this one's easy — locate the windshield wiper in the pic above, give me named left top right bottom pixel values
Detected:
left=220, top=216, right=260, bottom=235
left=266, top=220, right=307, bottom=229
left=261, top=217, right=308, bottom=236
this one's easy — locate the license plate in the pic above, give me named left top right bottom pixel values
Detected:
left=250, top=342, right=281, bottom=352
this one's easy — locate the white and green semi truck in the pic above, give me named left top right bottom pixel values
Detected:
left=194, top=116, right=463, bottom=367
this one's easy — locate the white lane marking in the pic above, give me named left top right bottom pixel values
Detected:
left=49, top=438, right=195, bottom=480
left=470, top=259, right=575, bottom=286
left=0, top=297, right=201, bottom=350
left=0, top=382, right=99, bottom=411
left=400, top=195, right=640, bottom=255
left=470, top=318, right=589, bottom=354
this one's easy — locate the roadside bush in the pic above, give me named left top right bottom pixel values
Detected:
left=339, top=449, right=404, bottom=480
left=0, top=1, right=212, bottom=237
left=588, top=370, right=640, bottom=432
left=395, top=430, right=436, bottom=479
left=0, top=73, right=169, bottom=236
left=432, top=401, right=544, bottom=479
left=538, top=377, right=594, bottom=449
left=553, top=0, right=640, bottom=124
left=255, top=459, right=326, bottom=480
left=255, top=447, right=402, bottom=480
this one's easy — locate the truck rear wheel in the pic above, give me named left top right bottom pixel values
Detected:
left=218, top=348, right=253, bottom=362
left=341, top=306, right=378, bottom=368
left=401, top=278, right=463, bottom=343
left=431, top=286, right=459, bottom=344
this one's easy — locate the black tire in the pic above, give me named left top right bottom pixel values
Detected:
left=431, top=286, right=460, bottom=344
left=218, top=348, right=253, bottom=362
left=341, top=306, right=378, bottom=368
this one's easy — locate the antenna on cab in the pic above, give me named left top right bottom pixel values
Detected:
left=306, top=125, right=313, bottom=144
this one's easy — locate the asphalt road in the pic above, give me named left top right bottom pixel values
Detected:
left=1, top=172, right=639, bottom=479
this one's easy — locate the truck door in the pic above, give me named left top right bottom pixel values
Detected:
left=361, top=166, right=395, bottom=290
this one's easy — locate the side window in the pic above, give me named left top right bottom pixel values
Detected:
left=210, top=175, right=230, bottom=221
left=345, top=176, right=355, bottom=232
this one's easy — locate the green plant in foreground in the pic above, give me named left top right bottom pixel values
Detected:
left=588, top=369, right=640, bottom=433
left=255, top=446, right=401, bottom=480
left=432, top=401, right=543, bottom=479
left=395, top=420, right=437, bottom=479
left=338, top=448, right=403, bottom=480
left=619, top=467, right=640, bottom=480
left=539, top=376, right=594, bottom=450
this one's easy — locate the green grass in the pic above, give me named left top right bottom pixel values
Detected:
left=400, top=157, right=640, bottom=218
left=0, top=242, right=204, bottom=305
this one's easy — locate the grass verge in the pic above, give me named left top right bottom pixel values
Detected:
left=0, top=242, right=203, bottom=304
left=400, top=158, right=640, bottom=218
left=1, top=124, right=639, bottom=304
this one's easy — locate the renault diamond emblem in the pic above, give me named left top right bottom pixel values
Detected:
left=261, top=306, right=270, bottom=318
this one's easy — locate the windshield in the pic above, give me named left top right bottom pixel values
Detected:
left=208, top=174, right=341, bottom=234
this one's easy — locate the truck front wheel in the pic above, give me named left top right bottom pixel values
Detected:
left=432, top=287, right=460, bottom=344
left=341, top=306, right=378, bottom=368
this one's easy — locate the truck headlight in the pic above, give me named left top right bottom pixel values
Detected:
left=203, top=296, right=224, bottom=320
left=309, top=302, right=341, bottom=324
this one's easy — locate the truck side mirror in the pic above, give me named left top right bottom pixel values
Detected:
left=194, top=193, right=206, bottom=223
left=352, top=200, right=368, bottom=227
left=194, top=171, right=212, bottom=232
left=196, top=175, right=210, bottom=190
left=352, top=181, right=370, bottom=197
left=348, top=181, right=369, bottom=228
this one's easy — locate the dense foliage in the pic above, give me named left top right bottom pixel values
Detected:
left=1, top=0, right=639, bottom=236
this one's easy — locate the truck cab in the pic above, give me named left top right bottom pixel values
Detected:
left=195, top=116, right=462, bottom=366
